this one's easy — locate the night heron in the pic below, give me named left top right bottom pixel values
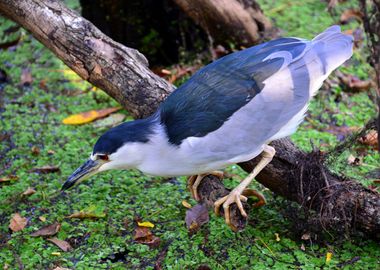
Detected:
left=62, top=26, right=353, bottom=229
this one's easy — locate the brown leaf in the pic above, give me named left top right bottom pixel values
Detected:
left=66, top=206, right=106, bottom=219
left=301, top=233, right=310, bottom=240
left=31, top=222, right=61, bottom=237
left=62, top=107, right=122, bottom=125
left=31, top=165, right=60, bottom=174
left=21, top=68, right=33, bottom=86
left=0, top=175, right=18, bottom=183
left=359, top=130, right=378, bottom=148
left=52, top=267, right=72, bottom=270
left=337, top=72, right=372, bottom=92
left=185, top=204, right=209, bottom=233
left=47, top=238, right=73, bottom=252
left=134, top=226, right=161, bottom=248
left=9, top=213, right=27, bottom=232
left=340, top=9, right=363, bottom=24
left=31, top=146, right=40, bottom=156
left=347, top=154, right=362, bottom=166
left=22, top=187, right=36, bottom=197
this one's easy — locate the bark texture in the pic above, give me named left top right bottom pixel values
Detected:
left=172, top=0, right=273, bottom=47
left=1, top=0, right=379, bottom=237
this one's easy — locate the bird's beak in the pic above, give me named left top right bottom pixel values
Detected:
left=61, top=159, right=102, bottom=191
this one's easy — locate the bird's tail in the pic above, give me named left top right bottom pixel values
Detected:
left=311, top=25, right=354, bottom=75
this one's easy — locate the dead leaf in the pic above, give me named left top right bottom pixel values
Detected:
left=0, top=175, right=18, bottom=183
left=181, top=200, right=192, bottom=209
left=274, top=233, right=280, bottom=242
left=20, top=68, right=33, bottom=86
left=137, top=221, right=155, bottom=228
left=185, top=204, right=209, bottom=233
left=133, top=226, right=161, bottom=248
left=359, top=130, right=378, bottom=148
left=52, top=267, right=72, bottom=270
left=300, top=243, right=306, bottom=251
left=301, top=233, right=310, bottom=240
left=47, top=238, right=73, bottom=252
left=337, top=72, right=372, bottom=92
left=47, top=149, right=56, bottom=155
left=62, top=107, right=122, bottom=125
left=31, top=165, right=60, bottom=174
left=92, top=113, right=125, bottom=128
left=347, top=154, right=362, bottom=166
left=31, top=222, right=61, bottom=237
left=22, top=187, right=36, bottom=197
left=67, top=205, right=106, bottom=219
left=340, top=9, right=363, bottom=24
left=39, top=216, right=47, bottom=222
left=9, top=213, right=27, bottom=232
left=31, top=146, right=40, bottom=156
left=326, top=252, right=333, bottom=264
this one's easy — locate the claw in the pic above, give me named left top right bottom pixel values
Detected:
left=188, top=171, right=224, bottom=201
left=214, top=188, right=266, bottom=230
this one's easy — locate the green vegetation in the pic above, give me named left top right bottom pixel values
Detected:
left=0, top=0, right=379, bottom=269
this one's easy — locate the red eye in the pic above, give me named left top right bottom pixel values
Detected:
left=98, top=154, right=109, bottom=161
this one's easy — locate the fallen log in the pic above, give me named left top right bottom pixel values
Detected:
left=1, top=0, right=379, bottom=237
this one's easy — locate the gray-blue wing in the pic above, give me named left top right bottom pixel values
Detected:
left=159, top=37, right=307, bottom=145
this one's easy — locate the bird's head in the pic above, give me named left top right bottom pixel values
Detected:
left=61, top=117, right=156, bottom=191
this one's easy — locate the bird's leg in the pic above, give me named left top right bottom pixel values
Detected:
left=214, top=145, right=275, bottom=229
left=188, top=171, right=224, bottom=201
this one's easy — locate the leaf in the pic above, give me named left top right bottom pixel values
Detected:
left=22, top=187, right=36, bottom=197
left=340, top=9, right=363, bottom=24
left=31, top=165, right=60, bottom=174
left=133, top=226, right=160, bottom=248
left=347, top=154, right=362, bottom=166
left=185, top=204, right=209, bottom=233
left=301, top=233, right=310, bottom=240
left=52, top=267, right=72, bottom=270
left=67, top=205, right=106, bottom=219
left=31, top=146, right=40, bottom=155
left=31, top=222, right=61, bottom=237
left=39, top=216, right=47, bottom=222
left=92, top=113, right=125, bottom=128
left=326, top=252, right=333, bottom=264
left=9, top=213, right=27, bottom=232
left=274, top=233, right=280, bottom=242
left=181, top=200, right=192, bottom=209
left=337, top=72, right=372, bottom=92
left=47, top=238, right=73, bottom=252
left=62, top=107, right=122, bottom=125
left=137, top=221, right=155, bottom=228
left=359, top=130, right=378, bottom=148
left=20, top=68, right=33, bottom=86
left=0, top=175, right=18, bottom=183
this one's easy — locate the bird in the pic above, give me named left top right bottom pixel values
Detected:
left=62, top=26, right=353, bottom=230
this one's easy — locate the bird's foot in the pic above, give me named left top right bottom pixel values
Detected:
left=188, top=171, right=224, bottom=201
left=214, top=188, right=266, bottom=230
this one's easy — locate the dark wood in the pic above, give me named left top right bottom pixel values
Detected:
left=1, top=0, right=379, bottom=237
left=172, top=0, right=273, bottom=47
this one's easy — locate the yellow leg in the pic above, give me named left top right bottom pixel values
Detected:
left=214, top=145, right=275, bottom=228
left=188, top=171, right=224, bottom=201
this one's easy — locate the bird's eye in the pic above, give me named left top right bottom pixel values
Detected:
left=97, top=154, right=109, bottom=161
